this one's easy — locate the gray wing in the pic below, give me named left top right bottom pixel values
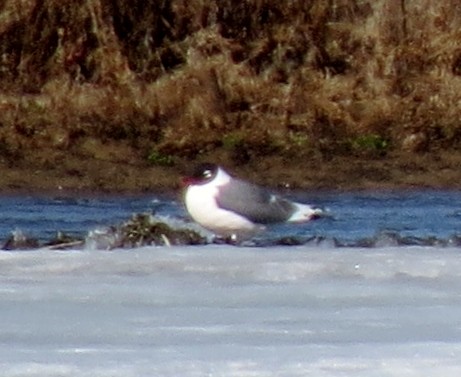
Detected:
left=216, top=179, right=296, bottom=224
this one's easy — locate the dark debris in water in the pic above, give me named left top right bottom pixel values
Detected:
left=1, top=212, right=207, bottom=251
left=353, top=231, right=461, bottom=248
left=1, top=229, right=84, bottom=251
left=211, top=232, right=461, bottom=248
left=3, top=230, right=40, bottom=250
left=44, top=232, right=84, bottom=250
left=3, top=215, right=461, bottom=250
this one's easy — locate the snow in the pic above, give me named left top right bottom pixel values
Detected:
left=1, top=245, right=461, bottom=376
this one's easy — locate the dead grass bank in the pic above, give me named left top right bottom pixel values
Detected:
left=1, top=0, right=461, bottom=190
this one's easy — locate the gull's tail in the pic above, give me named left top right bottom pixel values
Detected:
left=287, top=203, right=326, bottom=223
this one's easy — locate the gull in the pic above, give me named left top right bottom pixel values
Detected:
left=182, top=163, right=324, bottom=240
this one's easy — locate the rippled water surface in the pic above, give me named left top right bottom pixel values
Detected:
left=1, top=189, right=461, bottom=246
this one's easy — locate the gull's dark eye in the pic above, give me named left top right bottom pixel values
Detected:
left=193, top=163, right=217, bottom=182
left=203, top=169, right=213, bottom=179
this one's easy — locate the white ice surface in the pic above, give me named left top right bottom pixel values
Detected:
left=1, top=245, right=461, bottom=376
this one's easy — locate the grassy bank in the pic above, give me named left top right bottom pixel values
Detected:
left=1, top=0, right=461, bottom=191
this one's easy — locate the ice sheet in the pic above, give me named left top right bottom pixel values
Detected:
left=1, top=245, right=461, bottom=376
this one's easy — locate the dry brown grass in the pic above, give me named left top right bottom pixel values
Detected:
left=2, top=0, right=461, bottom=168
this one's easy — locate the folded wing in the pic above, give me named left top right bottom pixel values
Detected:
left=216, top=179, right=297, bottom=224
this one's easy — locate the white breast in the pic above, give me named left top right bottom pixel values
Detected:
left=183, top=169, right=260, bottom=237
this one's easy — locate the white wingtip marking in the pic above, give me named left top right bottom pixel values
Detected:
left=288, top=204, right=325, bottom=223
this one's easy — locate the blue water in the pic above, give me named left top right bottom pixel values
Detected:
left=289, top=190, right=461, bottom=245
left=1, top=190, right=461, bottom=247
left=0, top=194, right=181, bottom=243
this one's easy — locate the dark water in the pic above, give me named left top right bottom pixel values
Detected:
left=282, top=190, right=461, bottom=247
left=1, top=190, right=461, bottom=247
left=0, top=194, right=180, bottom=244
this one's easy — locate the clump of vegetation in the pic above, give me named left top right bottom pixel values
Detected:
left=1, top=0, right=461, bottom=171
left=119, top=213, right=206, bottom=247
left=84, top=213, right=208, bottom=249
left=1, top=213, right=207, bottom=250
